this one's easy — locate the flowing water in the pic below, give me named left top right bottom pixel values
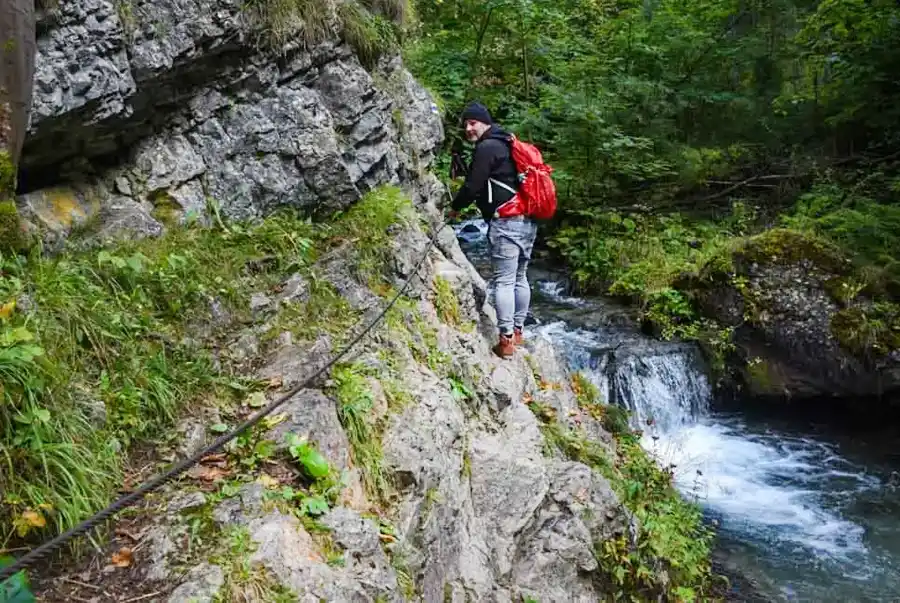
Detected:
left=456, top=220, right=900, bottom=602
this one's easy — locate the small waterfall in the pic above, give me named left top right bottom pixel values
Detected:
left=591, top=348, right=712, bottom=434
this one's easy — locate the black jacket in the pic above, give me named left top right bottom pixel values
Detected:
left=451, top=126, right=519, bottom=222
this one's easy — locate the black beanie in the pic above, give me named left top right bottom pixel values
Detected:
left=461, top=102, right=493, bottom=125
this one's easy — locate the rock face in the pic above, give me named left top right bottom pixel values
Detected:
left=20, top=0, right=442, bottom=247
left=23, top=3, right=643, bottom=601
left=78, top=195, right=637, bottom=603
left=688, top=229, right=900, bottom=399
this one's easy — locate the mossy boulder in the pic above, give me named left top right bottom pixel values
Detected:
left=685, top=228, right=900, bottom=399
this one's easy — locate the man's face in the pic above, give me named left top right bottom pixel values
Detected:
left=464, top=119, right=489, bottom=142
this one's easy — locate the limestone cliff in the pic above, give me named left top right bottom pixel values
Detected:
left=19, top=0, right=440, bottom=248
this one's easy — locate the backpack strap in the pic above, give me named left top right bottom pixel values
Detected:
left=488, top=178, right=520, bottom=216
left=489, top=178, right=517, bottom=195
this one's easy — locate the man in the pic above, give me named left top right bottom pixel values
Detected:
left=449, top=102, right=537, bottom=359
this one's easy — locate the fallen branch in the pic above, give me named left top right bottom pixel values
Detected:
left=699, top=174, right=797, bottom=202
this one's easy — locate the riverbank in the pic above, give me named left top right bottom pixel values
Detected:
left=456, top=220, right=900, bottom=601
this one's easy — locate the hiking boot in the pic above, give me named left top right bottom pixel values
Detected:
left=514, top=327, right=524, bottom=346
left=493, top=333, right=515, bottom=358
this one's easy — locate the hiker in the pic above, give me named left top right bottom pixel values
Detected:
left=448, top=102, right=538, bottom=359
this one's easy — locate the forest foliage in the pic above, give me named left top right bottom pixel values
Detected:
left=405, top=0, right=900, bottom=356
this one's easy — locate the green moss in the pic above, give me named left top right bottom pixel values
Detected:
left=149, top=189, right=183, bottom=227
left=831, top=302, right=900, bottom=358
left=745, top=357, right=776, bottom=393
left=0, top=198, right=30, bottom=253
left=735, top=228, right=851, bottom=274
left=0, top=150, right=15, bottom=193
left=0, top=151, right=31, bottom=254
left=433, top=275, right=461, bottom=326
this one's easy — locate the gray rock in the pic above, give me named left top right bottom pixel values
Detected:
left=89, top=197, right=164, bottom=243
left=213, top=483, right=266, bottom=526
left=258, top=335, right=333, bottom=389
left=248, top=511, right=372, bottom=601
left=177, top=420, right=207, bottom=458
left=250, top=292, right=273, bottom=312
left=509, top=462, right=630, bottom=602
left=29, top=0, right=135, bottom=128
left=142, top=525, right=175, bottom=581
left=321, top=507, right=400, bottom=599
left=128, top=0, right=243, bottom=81
left=313, top=58, right=374, bottom=129
left=265, top=389, right=352, bottom=470
left=114, top=176, right=133, bottom=196
left=134, top=135, right=207, bottom=193
left=168, top=179, right=208, bottom=224
left=167, top=491, right=207, bottom=515
left=277, top=273, right=310, bottom=305
left=229, top=331, right=260, bottom=364
left=167, top=563, right=225, bottom=603
left=489, top=361, right=532, bottom=413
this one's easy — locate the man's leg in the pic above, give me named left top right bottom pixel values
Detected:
left=513, top=220, right=538, bottom=336
left=489, top=226, right=519, bottom=336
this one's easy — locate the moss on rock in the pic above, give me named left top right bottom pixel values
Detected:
left=831, top=302, right=900, bottom=358
left=734, top=228, right=851, bottom=274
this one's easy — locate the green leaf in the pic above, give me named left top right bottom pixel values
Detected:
left=209, top=423, right=230, bottom=433
left=301, top=496, right=330, bottom=517
left=298, top=446, right=331, bottom=479
left=0, top=556, right=34, bottom=603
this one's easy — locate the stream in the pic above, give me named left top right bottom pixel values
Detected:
left=455, top=220, right=900, bottom=602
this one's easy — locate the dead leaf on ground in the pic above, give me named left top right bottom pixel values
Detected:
left=111, top=547, right=133, bottom=568
left=115, top=527, right=143, bottom=542
left=187, top=465, right=230, bottom=482
left=200, top=453, right=228, bottom=467
left=266, top=376, right=283, bottom=390
left=20, top=510, right=46, bottom=529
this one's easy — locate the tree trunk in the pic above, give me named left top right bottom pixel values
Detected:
left=0, top=0, right=36, bottom=168
left=0, top=0, right=37, bottom=251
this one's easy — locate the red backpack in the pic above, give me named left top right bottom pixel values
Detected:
left=495, top=135, right=558, bottom=220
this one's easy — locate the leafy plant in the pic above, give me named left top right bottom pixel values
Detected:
left=286, top=434, right=331, bottom=480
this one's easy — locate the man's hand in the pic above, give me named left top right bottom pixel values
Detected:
left=446, top=209, right=460, bottom=222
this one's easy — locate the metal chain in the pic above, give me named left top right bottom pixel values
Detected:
left=0, top=219, right=450, bottom=583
